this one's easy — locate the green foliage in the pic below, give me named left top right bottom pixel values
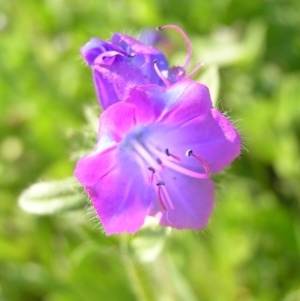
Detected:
left=0, top=0, right=300, bottom=300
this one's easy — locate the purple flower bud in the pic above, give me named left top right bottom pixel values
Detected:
left=80, top=34, right=169, bottom=110
left=80, top=25, right=208, bottom=110
left=75, top=79, right=241, bottom=235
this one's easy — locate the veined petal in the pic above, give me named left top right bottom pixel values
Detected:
left=85, top=152, right=155, bottom=235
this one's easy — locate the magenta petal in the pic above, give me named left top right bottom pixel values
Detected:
left=93, top=63, right=148, bottom=109
left=211, top=109, right=240, bottom=144
left=125, top=79, right=212, bottom=126
left=98, top=103, right=137, bottom=143
left=80, top=38, right=120, bottom=66
left=201, top=109, right=241, bottom=171
left=75, top=103, right=138, bottom=186
left=150, top=168, right=214, bottom=229
left=74, top=146, right=117, bottom=187
left=111, top=33, right=169, bottom=85
left=161, top=79, right=212, bottom=124
left=126, top=85, right=166, bottom=124
left=86, top=155, right=155, bottom=235
left=94, top=51, right=125, bottom=65
left=158, top=110, right=241, bottom=173
left=112, top=33, right=162, bottom=54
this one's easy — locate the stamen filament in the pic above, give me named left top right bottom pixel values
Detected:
left=165, top=148, right=181, bottom=162
left=148, top=167, right=155, bottom=184
left=186, top=62, right=204, bottom=78
left=155, top=172, right=175, bottom=210
left=131, top=140, right=161, bottom=170
left=157, top=24, right=192, bottom=70
left=153, top=59, right=171, bottom=87
left=186, top=149, right=211, bottom=176
left=148, top=145, right=209, bottom=179
left=157, top=181, right=167, bottom=211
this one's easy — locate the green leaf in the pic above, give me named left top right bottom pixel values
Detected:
left=18, top=177, right=87, bottom=215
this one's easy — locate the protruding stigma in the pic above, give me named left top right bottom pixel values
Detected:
left=153, top=59, right=171, bottom=87
left=156, top=181, right=167, bottom=211
left=186, top=149, right=211, bottom=176
left=157, top=24, right=192, bottom=70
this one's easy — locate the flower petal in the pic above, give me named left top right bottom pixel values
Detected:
left=80, top=38, right=122, bottom=66
left=74, top=146, right=117, bottom=187
left=112, top=33, right=163, bottom=55
left=161, top=79, right=212, bottom=124
left=112, top=33, right=169, bottom=85
left=85, top=152, right=155, bottom=235
left=150, top=168, right=214, bottom=229
left=157, top=110, right=240, bottom=173
left=98, top=102, right=137, bottom=143
left=75, top=102, right=139, bottom=187
left=125, top=85, right=166, bottom=124
left=93, top=62, right=148, bottom=109
left=125, top=79, right=212, bottom=126
left=94, top=51, right=125, bottom=66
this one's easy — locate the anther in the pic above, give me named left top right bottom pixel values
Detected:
left=148, top=167, right=155, bottom=173
left=165, top=148, right=181, bottom=161
left=153, top=59, right=171, bottom=87
left=156, top=181, right=167, bottom=211
left=148, top=167, right=155, bottom=184
left=156, top=158, right=163, bottom=165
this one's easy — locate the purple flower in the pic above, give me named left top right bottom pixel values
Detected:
left=80, top=33, right=169, bottom=109
left=80, top=25, right=203, bottom=110
left=75, top=79, right=241, bottom=235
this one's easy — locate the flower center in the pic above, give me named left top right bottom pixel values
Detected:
left=123, top=130, right=210, bottom=211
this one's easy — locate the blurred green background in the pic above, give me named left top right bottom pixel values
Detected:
left=1, top=0, right=300, bottom=300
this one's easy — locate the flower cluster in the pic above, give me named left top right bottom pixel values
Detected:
left=75, top=25, right=241, bottom=235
